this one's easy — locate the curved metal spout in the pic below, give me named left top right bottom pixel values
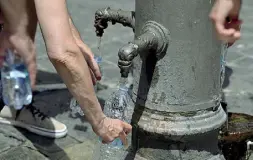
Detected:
left=94, top=7, right=135, bottom=37
left=118, top=32, right=156, bottom=78
left=118, top=21, right=170, bottom=78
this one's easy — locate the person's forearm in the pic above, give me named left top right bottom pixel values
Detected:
left=51, top=48, right=105, bottom=127
left=34, top=0, right=105, bottom=127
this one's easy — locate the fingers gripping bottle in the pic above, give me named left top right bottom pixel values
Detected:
left=1, top=49, right=32, bottom=110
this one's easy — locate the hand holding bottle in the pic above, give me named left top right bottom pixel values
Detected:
left=93, top=116, right=132, bottom=145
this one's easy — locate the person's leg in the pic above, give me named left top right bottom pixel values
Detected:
left=0, top=1, right=67, bottom=138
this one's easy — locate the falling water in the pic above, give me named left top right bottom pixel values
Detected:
left=94, top=37, right=103, bottom=92
left=97, top=37, right=102, bottom=51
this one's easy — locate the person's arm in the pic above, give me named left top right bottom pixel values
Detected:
left=209, top=0, right=242, bottom=45
left=34, top=0, right=104, bottom=127
left=34, top=0, right=131, bottom=143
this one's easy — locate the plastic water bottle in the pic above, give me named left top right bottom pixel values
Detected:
left=69, top=97, right=84, bottom=116
left=1, top=49, right=32, bottom=110
left=94, top=78, right=131, bottom=160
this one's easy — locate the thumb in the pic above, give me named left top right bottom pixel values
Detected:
left=122, top=121, right=132, bottom=132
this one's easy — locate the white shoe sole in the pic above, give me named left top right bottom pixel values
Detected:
left=0, top=117, right=68, bottom=138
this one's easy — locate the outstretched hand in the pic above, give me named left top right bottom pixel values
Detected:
left=209, top=0, right=242, bottom=46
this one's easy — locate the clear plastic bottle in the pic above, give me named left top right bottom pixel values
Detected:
left=69, top=97, right=84, bottom=116
left=1, top=49, right=32, bottom=110
left=94, top=78, right=132, bottom=160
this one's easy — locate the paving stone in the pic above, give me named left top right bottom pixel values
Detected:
left=0, top=146, right=48, bottom=160
left=0, top=133, right=21, bottom=153
left=58, top=140, right=96, bottom=160
left=21, top=133, right=80, bottom=159
left=0, top=125, right=31, bottom=154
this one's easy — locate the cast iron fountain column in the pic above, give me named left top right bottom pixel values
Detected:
left=94, top=0, right=227, bottom=159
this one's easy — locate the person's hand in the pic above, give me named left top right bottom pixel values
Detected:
left=0, top=30, right=37, bottom=89
left=78, top=42, right=102, bottom=85
left=209, top=0, right=242, bottom=46
left=93, top=117, right=132, bottom=145
left=0, top=5, right=38, bottom=89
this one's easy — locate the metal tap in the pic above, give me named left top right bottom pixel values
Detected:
left=118, top=21, right=170, bottom=78
left=94, top=7, right=135, bottom=37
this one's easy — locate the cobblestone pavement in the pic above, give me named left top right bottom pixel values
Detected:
left=0, top=0, right=253, bottom=159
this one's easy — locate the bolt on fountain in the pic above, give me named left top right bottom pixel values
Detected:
left=94, top=1, right=227, bottom=159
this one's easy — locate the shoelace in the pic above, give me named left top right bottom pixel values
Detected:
left=24, top=99, right=48, bottom=120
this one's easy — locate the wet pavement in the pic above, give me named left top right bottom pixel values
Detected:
left=0, top=0, right=253, bottom=159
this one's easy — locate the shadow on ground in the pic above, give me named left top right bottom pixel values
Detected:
left=222, top=66, right=233, bottom=102
left=36, top=70, right=63, bottom=85
left=222, top=66, right=233, bottom=90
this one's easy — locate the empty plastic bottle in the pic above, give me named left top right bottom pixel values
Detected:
left=94, top=77, right=131, bottom=160
left=69, top=97, right=84, bottom=116
left=1, top=49, right=32, bottom=110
